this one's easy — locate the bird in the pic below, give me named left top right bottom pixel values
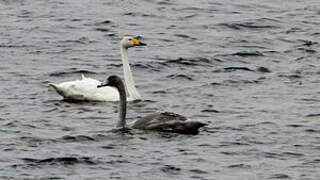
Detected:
left=98, top=75, right=207, bottom=135
left=49, top=36, right=146, bottom=101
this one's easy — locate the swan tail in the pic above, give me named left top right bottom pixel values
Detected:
left=48, top=83, right=59, bottom=90
left=49, top=83, right=65, bottom=97
left=185, top=121, right=207, bottom=130
left=173, top=120, right=207, bottom=135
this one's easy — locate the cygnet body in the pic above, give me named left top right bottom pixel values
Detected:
left=98, top=75, right=207, bottom=134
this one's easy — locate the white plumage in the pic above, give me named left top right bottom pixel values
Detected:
left=49, top=74, right=120, bottom=101
left=49, top=37, right=146, bottom=101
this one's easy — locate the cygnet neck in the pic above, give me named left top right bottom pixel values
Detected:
left=113, top=77, right=127, bottom=128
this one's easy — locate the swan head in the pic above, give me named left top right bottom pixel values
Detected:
left=121, top=36, right=147, bottom=49
left=97, top=75, right=122, bottom=88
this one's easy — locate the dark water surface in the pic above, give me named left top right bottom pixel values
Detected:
left=1, top=0, right=320, bottom=179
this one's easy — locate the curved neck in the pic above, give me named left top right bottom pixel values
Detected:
left=120, top=46, right=141, bottom=100
left=115, top=80, right=127, bottom=128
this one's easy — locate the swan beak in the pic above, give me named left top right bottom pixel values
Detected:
left=131, top=39, right=147, bottom=46
left=97, top=82, right=109, bottom=88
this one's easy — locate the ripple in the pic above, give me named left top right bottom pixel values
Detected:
left=232, top=51, right=264, bottom=57
left=222, top=79, right=261, bottom=85
left=305, top=113, right=320, bottom=117
left=94, top=28, right=110, bottom=32
left=174, top=34, right=196, bottom=40
left=300, top=40, right=318, bottom=46
left=227, top=163, right=251, bottom=169
left=0, top=44, right=34, bottom=48
left=132, top=63, right=160, bottom=72
left=152, top=90, right=167, bottom=94
left=297, top=47, right=316, bottom=54
left=283, top=152, right=305, bottom=157
left=220, top=151, right=239, bottom=155
left=57, top=37, right=94, bottom=45
left=219, top=18, right=280, bottom=30
left=304, top=129, right=320, bottom=133
left=49, top=69, right=97, bottom=77
left=278, top=74, right=302, bottom=80
left=256, top=66, right=271, bottom=73
left=286, top=124, right=305, bottom=128
left=189, top=169, right=209, bottom=174
left=214, top=67, right=254, bottom=73
left=166, top=74, right=193, bottom=80
left=220, top=141, right=250, bottom=147
left=161, top=165, right=181, bottom=174
left=17, top=157, right=98, bottom=167
left=105, top=159, right=130, bottom=165
left=268, top=174, right=291, bottom=179
left=201, top=109, right=220, bottom=113
left=303, top=159, right=320, bottom=165
left=59, top=135, right=96, bottom=142
left=93, top=20, right=113, bottom=26
left=262, top=151, right=304, bottom=159
left=159, top=57, right=214, bottom=67
left=123, top=12, right=157, bottom=18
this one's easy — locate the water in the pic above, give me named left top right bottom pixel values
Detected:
left=1, top=0, right=320, bottom=179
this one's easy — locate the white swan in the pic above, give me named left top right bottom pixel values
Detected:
left=98, top=75, right=207, bottom=135
left=49, top=37, right=146, bottom=101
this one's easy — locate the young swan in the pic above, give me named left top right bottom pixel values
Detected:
left=98, top=75, right=207, bottom=134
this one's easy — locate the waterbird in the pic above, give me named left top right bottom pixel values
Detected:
left=49, top=36, right=146, bottom=101
left=98, top=75, right=207, bottom=134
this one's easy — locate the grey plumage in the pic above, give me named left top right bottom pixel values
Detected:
left=132, top=112, right=206, bottom=134
left=98, top=75, right=207, bottom=134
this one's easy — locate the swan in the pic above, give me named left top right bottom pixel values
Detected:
left=49, top=36, right=146, bottom=101
left=98, top=75, right=207, bottom=134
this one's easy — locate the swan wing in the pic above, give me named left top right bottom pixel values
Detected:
left=132, top=112, right=206, bottom=134
left=132, top=112, right=186, bottom=129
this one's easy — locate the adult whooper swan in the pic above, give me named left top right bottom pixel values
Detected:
left=49, top=36, right=146, bottom=101
left=98, top=75, right=207, bottom=135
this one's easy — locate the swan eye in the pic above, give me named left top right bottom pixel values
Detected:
left=128, top=38, right=133, bottom=41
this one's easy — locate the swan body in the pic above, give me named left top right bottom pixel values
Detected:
left=49, top=74, right=120, bottom=101
left=49, top=37, right=146, bottom=101
left=98, top=75, right=207, bottom=134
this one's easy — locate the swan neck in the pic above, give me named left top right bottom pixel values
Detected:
left=120, top=46, right=141, bottom=100
left=116, top=79, right=127, bottom=128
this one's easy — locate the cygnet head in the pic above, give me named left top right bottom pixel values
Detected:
left=97, top=75, right=122, bottom=88
left=121, top=36, right=147, bottom=49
